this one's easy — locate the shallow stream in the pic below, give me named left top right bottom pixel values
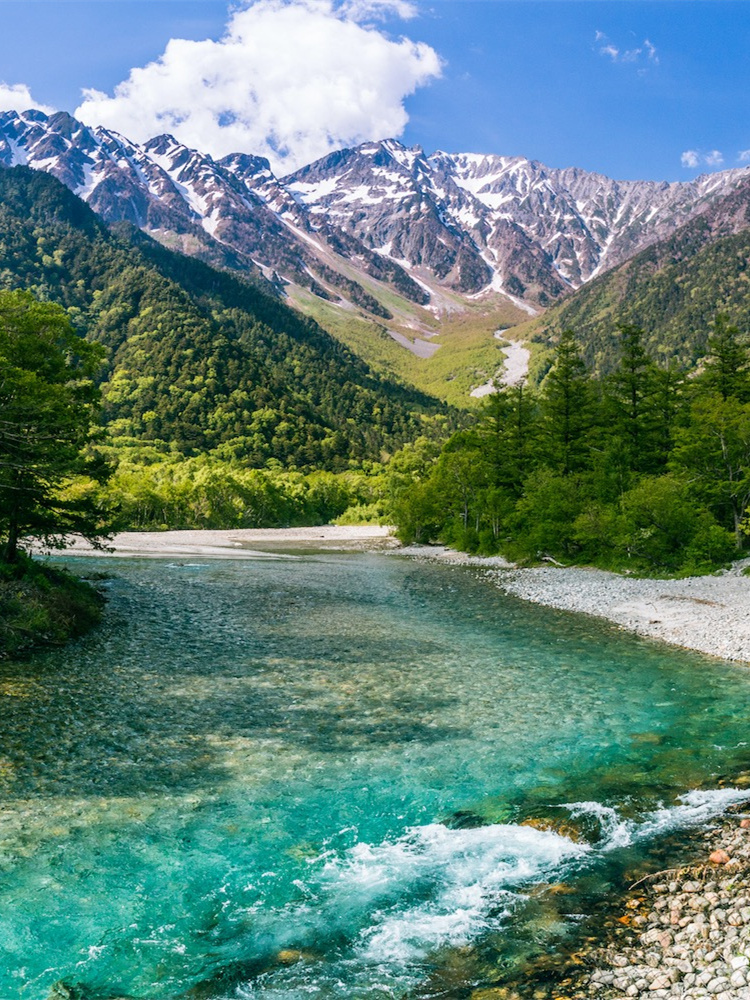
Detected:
left=2, top=552, right=750, bottom=999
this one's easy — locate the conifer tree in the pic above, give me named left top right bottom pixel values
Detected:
left=605, top=324, right=660, bottom=475
left=700, top=313, right=749, bottom=402
left=542, top=328, right=594, bottom=475
left=479, top=382, right=537, bottom=497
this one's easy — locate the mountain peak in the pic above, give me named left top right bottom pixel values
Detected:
left=1, top=112, right=749, bottom=315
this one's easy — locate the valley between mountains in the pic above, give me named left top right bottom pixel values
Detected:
left=5, top=94, right=750, bottom=1000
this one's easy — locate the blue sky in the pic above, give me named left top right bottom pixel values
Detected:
left=0, top=1, right=748, bottom=180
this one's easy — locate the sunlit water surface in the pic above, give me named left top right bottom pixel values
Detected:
left=2, top=552, right=750, bottom=1000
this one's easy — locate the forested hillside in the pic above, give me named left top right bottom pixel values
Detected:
left=0, top=166, right=447, bottom=469
left=527, top=178, right=750, bottom=372
left=390, top=321, right=750, bottom=573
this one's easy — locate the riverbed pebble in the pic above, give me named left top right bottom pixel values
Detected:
left=569, top=811, right=750, bottom=999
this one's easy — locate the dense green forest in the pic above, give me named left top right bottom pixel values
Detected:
left=98, top=452, right=387, bottom=530
left=388, top=319, right=750, bottom=574
left=0, top=166, right=448, bottom=470
left=531, top=179, right=750, bottom=372
left=0, top=169, right=447, bottom=653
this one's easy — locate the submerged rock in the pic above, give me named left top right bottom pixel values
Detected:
left=47, top=984, right=144, bottom=1000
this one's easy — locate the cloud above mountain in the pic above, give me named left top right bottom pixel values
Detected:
left=74, top=0, right=441, bottom=173
left=0, top=82, right=54, bottom=115
left=681, top=149, right=724, bottom=169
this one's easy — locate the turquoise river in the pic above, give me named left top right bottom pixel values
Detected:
left=2, top=551, right=750, bottom=1000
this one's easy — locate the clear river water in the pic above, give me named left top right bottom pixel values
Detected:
left=2, top=551, right=750, bottom=1000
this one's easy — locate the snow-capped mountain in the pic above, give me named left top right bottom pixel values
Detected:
left=0, top=110, right=425, bottom=318
left=1, top=109, right=749, bottom=317
left=288, top=141, right=750, bottom=304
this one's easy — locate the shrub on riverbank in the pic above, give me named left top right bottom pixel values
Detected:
left=0, top=556, right=104, bottom=658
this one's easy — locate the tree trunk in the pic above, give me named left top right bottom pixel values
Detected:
left=733, top=509, right=744, bottom=550
left=4, top=511, right=19, bottom=563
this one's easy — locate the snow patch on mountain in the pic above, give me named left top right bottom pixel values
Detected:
left=2, top=110, right=749, bottom=318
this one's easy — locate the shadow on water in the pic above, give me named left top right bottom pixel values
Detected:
left=0, top=557, right=478, bottom=801
left=0, top=644, right=462, bottom=801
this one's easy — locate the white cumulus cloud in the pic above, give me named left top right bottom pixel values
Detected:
left=75, top=0, right=442, bottom=173
left=681, top=148, right=725, bottom=170
left=738, top=149, right=750, bottom=163
left=0, top=82, right=55, bottom=115
left=681, top=150, right=700, bottom=168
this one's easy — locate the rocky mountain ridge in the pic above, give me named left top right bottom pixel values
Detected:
left=522, top=172, right=750, bottom=371
left=1, top=109, right=749, bottom=318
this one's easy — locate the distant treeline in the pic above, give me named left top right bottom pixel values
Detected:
left=387, top=317, right=750, bottom=574
left=98, top=452, right=388, bottom=531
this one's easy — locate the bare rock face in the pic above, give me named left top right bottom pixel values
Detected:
left=285, top=140, right=493, bottom=294
left=2, top=110, right=749, bottom=315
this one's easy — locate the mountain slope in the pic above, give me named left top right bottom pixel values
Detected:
left=518, top=177, right=750, bottom=370
left=4, top=109, right=750, bottom=403
left=0, top=110, right=426, bottom=318
left=3, top=110, right=749, bottom=316
left=0, top=165, right=446, bottom=467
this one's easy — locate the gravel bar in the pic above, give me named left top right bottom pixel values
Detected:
left=489, top=565, right=750, bottom=664
left=571, top=809, right=750, bottom=1000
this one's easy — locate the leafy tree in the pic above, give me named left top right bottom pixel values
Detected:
left=671, top=395, right=750, bottom=547
left=512, top=468, right=585, bottom=560
left=618, top=474, right=733, bottom=571
left=0, top=290, right=109, bottom=561
left=429, top=431, right=490, bottom=547
left=386, top=437, right=443, bottom=544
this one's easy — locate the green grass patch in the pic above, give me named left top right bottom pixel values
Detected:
left=291, top=285, right=531, bottom=407
left=0, top=555, right=105, bottom=658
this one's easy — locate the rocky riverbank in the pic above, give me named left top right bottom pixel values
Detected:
left=559, top=806, right=750, bottom=1000
left=488, top=564, right=750, bottom=664
left=574, top=815, right=750, bottom=1000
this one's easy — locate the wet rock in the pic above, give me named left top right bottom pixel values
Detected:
left=709, top=849, right=731, bottom=865
left=445, top=809, right=487, bottom=830
left=469, top=989, right=514, bottom=1000
left=47, top=985, right=142, bottom=1000
left=276, top=949, right=311, bottom=964
left=519, top=815, right=586, bottom=842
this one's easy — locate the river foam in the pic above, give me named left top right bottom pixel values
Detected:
left=337, top=822, right=587, bottom=962
left=297, top=789, right=750, bottom=969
